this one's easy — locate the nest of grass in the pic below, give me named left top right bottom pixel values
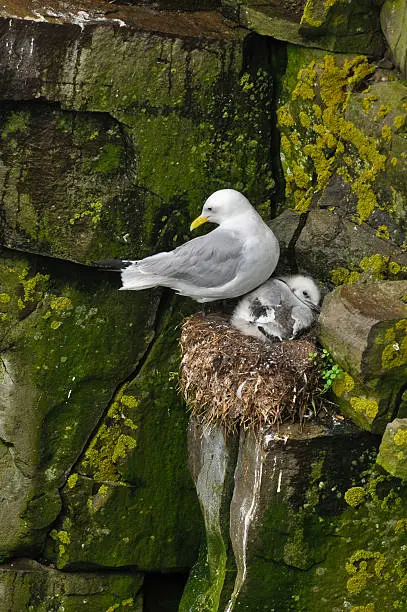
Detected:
left=180, top=313, right=329, bottom=432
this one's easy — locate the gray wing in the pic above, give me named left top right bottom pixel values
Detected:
left=247, top=280, right=285, bottom=322
left=137, top=229, right=243, bottom=288
left=291, top=304, right=315, bottom=337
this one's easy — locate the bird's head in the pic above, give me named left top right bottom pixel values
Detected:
left=281, top=275, right=321, bottom=312
left=190, top=189, right=253, bottom=230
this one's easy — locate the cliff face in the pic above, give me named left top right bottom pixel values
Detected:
left=0, top=0, right=407, bottom=610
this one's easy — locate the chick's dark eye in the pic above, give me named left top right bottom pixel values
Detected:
left=207, top=207, right=212, bottom=212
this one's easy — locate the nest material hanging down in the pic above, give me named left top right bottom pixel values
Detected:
left=180, top=313, right=324, bottom=431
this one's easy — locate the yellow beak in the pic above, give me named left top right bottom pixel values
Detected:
left=190, top=215, right=209, bottom=231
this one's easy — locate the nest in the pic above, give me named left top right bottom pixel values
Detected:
left=180, top=313, right=327, bottom=432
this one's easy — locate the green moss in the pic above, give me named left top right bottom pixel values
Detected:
left=330, top=253, right=406, bottom=287
left=394, top=518, right=407, bottom=534
left=393, top=115, right=405, bottom=130
left=106, top=599, right=134, bottom=612
left=1, top=111, right=30, bottom=140
left=50, top=296, right=73, bottom=311
left=93, top=143, right=122, bottom=174
left=377, top=105, right=390, bottom=119
left=345, top=549, right=386, bottom=595
left=351, top=604, right=375, bottom=612
left=381, top=124, right=392, bottom=143
left=49, top=526, right=72, bottom=568
left=344, top=486, right=366, bottom=508
left=330, top=267, right=360, bottom=286
left=380, top=324, right=407, bottom=370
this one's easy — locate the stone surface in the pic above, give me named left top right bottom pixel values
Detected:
left=381, top=0, right=407, bottom=78
left=222, top=0, right=384, bottom=53
left=183, top=416, right=407, bottom=610
left=294, top=209, right=407, bottom=285
left=0, top=558, right=143, bottom=611
left=0, top=0, right=277, bottom=264
left=377, top=418, right=407, bottom=479
left=180, top=419, right=238, bottom=611
left=299, top=0, right=385, bottom=55
left=278, top=48, right=407, bottom=284
left=0, top=247, right=160, bottom=559
left=44, top=302, right=203, bottom=571
left=318, top=281, right=407, bottom=432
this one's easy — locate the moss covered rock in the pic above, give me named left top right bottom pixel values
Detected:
left=299, top=0, right=385, bottom=55
left=0, top=1, right=277, bottom=263
left=0, top=247, right=159, bottom=559
left=183, top=417, right=407, bottom=610
left=223, top=0, right=385, bottom=54
left=318, top=281, right=407, bottom=432
left=381, top=0, right=407, bottom=78
left=44, top=300, right=203, bottom=571
left=0, top=558, right=143, bottom=611
left=377, top=418, right=407, bottom=479
left=277, top=48, right=407, bottom=283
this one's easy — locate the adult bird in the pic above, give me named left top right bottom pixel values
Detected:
left=102, top=189, right=280, bottom=303
left=231, top=275, right=321, bottom=341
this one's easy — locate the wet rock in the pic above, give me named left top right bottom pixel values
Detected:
left=0, top=0, right=276, bottom=264
left=294, top=208, right=407, bottom=285
left=278, top=48, right=407, bottom=283
left=183, top=415, right=407, bottom=610
left=377, top=418, right=407, bottom=479
left=222, top=0, right=385, bottom=54
left=0, top=247, right=160, bottom=560
left=44, top=304, right=203, bottom=571
left=299, top=0, right=385, bottom=55
left=318, top=281, right=407, bottom=432
left=0, top=558, right=143, bottom=611
left=381, top=0, right=407, bottom=78
left=180, top=419, right=238, bottom=611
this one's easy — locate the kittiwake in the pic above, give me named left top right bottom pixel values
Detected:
left=231, top=275, right=321, bottom=341
left=100, top=189, right=280, bottom=303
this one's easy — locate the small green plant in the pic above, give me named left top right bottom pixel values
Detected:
left=309, top=348, right=343, bottom=393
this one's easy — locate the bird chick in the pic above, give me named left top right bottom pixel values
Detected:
left=231, top=275, right=321, bottom=342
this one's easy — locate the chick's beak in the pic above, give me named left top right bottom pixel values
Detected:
left=190, top=215, right=209, bottom=231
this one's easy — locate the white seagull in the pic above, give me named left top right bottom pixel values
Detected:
left=102, top=189, right=280, bottom=303
left=231, top=275, right=321, bottom=341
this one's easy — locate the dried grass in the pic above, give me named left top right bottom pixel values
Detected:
left=180, top=313, right=327, bottom=432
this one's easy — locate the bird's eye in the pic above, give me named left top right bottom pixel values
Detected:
left=303, top=291, right=310, bottom=298
left=207, top=207, right=212, bottom=212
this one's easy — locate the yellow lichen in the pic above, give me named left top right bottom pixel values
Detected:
left=376, top=225, right=390, bottom=240
left=344, top=486, right=365, bottom=508
left=381, top=124, right=392, bottom=143
left=67, top=473, right=78, bottom=489
left=377, top=104, right=390, bottom=119
left=332, top=371, right=354, bottom=397
left=280, top=55, right=384, bottom=221
left=395, top=518, right=407, bottom=534
left=393, top=115, right=405, bottom=130
left=349, top=397, right=379, bottom=420
left=393, top=429, right=407, bottom=447
left=50, top=296, right=73, bottom=311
